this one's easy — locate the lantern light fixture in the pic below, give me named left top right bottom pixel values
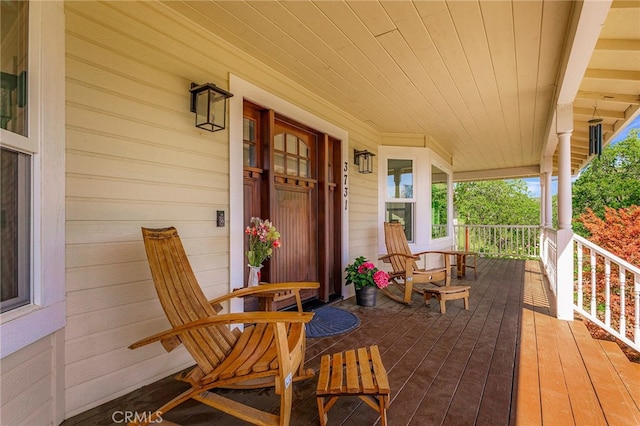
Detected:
left=189, top=82, right=233, bottom=132
left=354, top=149, right=375, bottom=174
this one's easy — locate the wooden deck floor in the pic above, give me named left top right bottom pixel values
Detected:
left=63, top=258, right=640, bottom=425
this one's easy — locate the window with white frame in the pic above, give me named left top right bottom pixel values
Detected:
left=431, top=164, right=449, bottom=239
left=1, top=0, right=31, bottom=313
left=385, top=158, right=414, bottom=242
left=379, top=146, right=452, bottom=251
left=1, top=0, right=65, bottom=358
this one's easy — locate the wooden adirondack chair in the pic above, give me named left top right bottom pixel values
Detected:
left=379, top=223, right=470, bottom=312
left=128, top=227, right=319, bottom=426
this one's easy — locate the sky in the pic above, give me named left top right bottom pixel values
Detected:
left=524, top=114, right=640, bottom=198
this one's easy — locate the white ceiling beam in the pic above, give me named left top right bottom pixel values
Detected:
left=573, top=107, right=625, bottom=119
left=453, top=166, right=540, bottom=182
left=576, top=91, right=640, bottom=104
left=583, top=68, right=640, bottom=81
left=595, top=39, right=640, bottom=51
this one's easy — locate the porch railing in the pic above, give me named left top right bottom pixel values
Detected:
left=573, top=234, right=640, bottom=352
left=453, top=224, right=540, bottom=259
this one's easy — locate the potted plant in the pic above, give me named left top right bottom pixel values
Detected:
left=345, top=256, right=390, bottom=306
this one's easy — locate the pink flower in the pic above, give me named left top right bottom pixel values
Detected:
left=358, top=262, right=375, bottom=273
left=373, top=270, right=390, bottom=289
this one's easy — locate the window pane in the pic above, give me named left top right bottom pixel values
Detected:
left=274, top=153, right=285, bottom=173
left=243, top=142, right=256, bottom=167
left=286, top=134, right=297, bottom=154
left=299, top=141, right=308, bottom=157
left=287, top=157, right=297, bottom=176
left=1, top=148, right=30, bottom=312
left=1, top=0, right=28, bottom=136
left=274, top=133, right=284, bottom=151
left=299, top=158, right=308, bottom=177
left=243, top=118, right=257, bottom=167
left=243, top=117, right=255, bottom=142
left=431, top=165, right=449, bottom=238
left=387, top=159, right=413, bottom=199
left=386, top=202, right=413, bottom=242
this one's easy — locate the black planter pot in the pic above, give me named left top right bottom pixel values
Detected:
left=355, top=286, right=377, bottom=307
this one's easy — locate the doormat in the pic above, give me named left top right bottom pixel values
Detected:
left=306, top=306, right=360, bottom=338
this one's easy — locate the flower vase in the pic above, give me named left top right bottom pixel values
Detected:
left=247, top=264, right=263, bottom=287
left=355, top=286, right=377, bottom=307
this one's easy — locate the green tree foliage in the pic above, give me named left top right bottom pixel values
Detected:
left=454, top=179, right=539, bottom=225
left=572, top=129, right=640, bottom=236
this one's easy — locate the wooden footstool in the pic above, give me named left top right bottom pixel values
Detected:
left=316, top=345, right=390, bottom=426
left=423, top=286, right=470, bottom=314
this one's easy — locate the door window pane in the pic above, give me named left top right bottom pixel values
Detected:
left=431, top=165, right=449, bottom=238
left=1, top=148, right=30, bottom=312
left=243, top=117, right=257, bottom=167
left=274, top=153, right=285, bottom=173
left=274, top=133, right=284, bottom=151
left=273, top=132, right=310, bottom=178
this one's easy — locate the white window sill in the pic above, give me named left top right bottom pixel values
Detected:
left=0, top=300, right=65, bottom=358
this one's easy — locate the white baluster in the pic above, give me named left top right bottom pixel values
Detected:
left=605, top=258, right=611, bottom=326
left=590, top=249, right=596, bottom=315
left=619, top=267, right=626, bottom=336
left=576, top=242, right=583, bottom=310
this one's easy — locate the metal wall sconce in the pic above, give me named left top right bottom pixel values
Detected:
left=354, top=149, right=375, bottom=174
left=189, top=82, right=233, bottom=132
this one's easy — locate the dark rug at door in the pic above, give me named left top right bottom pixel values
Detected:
left=306, top=306, right=360, bottom=338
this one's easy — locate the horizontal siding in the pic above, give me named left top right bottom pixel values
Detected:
left=64, top=0, right=233, bottom=416
left=0, top=336, right=54, bottom=426
left=63, top=0, right=381, bottom=419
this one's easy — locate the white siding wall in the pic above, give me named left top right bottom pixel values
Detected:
left=63, top=0, right=381, bottom=418
left=0, top=335, right=56, bottom=426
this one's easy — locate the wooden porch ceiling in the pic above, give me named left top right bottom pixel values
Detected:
left=164, top=1, right=639, bottom=178
left=62, top=258, right=640, bottom=425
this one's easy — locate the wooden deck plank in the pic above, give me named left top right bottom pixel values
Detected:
left=410, top=258, right=508, bottom=425
left=513, top=261, right=544, bottom=425
left=598, top=339, right=640, bottom=409
left=554, top=320, right=608, bottom=425
left=569, top=319, right=640, bottom=425
left=406, top=257, right=508, bottom=424
left=60, top=258, right=640, bottom=426
left=534, top=302, right=575, bottom=424
left=465, top=258, right=524, bottom=426
left=514, top=307, right=542, bottom=426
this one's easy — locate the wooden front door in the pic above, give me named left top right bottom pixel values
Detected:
left=270, top=120, right=318, bottom=291
left=243, top=101, right=342, bottom=309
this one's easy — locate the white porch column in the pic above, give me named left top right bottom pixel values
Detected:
left=540, top=173, right=546, bottom=226
left=541, top=157, right=553, bottom=228
left=544, top=170, right=552, bottom=228
left=556, top=104, right=574, bottom=320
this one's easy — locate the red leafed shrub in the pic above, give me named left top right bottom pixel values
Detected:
left=576, top=205, right=640, bottom=362
left=577, top=206, right=640, bottom=268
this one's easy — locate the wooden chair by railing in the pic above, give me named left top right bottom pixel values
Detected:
left=379, top=223, right=470, bottom=312
left=128, top=227, right=319, bottom=426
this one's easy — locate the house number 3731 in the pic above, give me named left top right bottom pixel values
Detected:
left=343, top=161, right=348, bottom=211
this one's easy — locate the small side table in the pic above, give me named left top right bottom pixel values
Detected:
left=316, top=345, right=390, bottom=426
left=450, top=251, right=478, bottom=279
